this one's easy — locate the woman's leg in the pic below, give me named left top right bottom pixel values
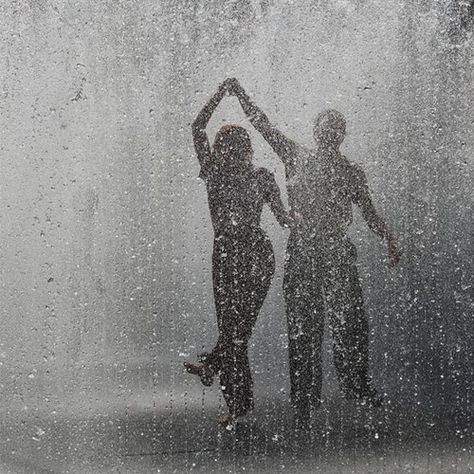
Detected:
left=218, top=234, right=275, bottom=419
left=185, top=238, right=230, bottom=387
left=199, top=237, right=233, bottom=376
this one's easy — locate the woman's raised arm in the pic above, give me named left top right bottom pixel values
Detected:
left=192, top=82, right=228, bottom=167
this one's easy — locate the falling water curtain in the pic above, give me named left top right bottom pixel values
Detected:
left=0, top=1, right=472, bottom=472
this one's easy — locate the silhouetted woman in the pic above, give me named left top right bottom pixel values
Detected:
left=185, top=79, right=291, bottom=425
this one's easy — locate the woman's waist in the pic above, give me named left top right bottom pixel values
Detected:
left=213, top=226, right=272, bottom=252
left=213, top=221, right=265, bottom=238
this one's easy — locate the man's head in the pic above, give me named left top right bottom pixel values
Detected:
left=313, top=109, right=346, bottom=149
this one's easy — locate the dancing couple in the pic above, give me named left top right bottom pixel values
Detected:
left=185, top=78, right=401, bottom=428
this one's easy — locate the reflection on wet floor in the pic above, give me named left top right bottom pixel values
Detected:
left=1, top=397, right=472, bottom=473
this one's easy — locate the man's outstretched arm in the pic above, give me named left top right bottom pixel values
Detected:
left=352, top=166, right=401, bottom=266
left=228, top=79, right=298, bottom=170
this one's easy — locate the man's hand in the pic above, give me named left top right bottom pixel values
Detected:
left=388, top=235, right=402, bottom=267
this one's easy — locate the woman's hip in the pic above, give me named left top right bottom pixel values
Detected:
left=212, top=229, right=274, bottom=271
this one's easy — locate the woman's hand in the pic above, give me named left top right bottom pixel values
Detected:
left=216, top=80, right=229, bottom=99
left=223, top=77, right=243, bottom=97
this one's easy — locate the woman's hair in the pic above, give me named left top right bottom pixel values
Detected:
left=211, top=124, right=253, bottom=173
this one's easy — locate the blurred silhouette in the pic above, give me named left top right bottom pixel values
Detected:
left=229, top=78, right=401, bottom=428
left=185, top=79, right=292, bottom=426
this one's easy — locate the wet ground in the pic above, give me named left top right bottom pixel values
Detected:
left=0, top=392, right=473, bottom=473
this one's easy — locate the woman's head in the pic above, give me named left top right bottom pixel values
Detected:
left=212, top=125, right=253, bottom=173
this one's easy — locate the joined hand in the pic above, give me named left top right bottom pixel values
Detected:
left=222, top=77, right=242, bottom=96
left=388, top=236, right=402, bottom=267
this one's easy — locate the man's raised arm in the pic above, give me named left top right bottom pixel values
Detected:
left=228, top=79, right=298, bottom=170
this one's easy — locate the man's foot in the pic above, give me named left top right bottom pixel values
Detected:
left=183, top=361, right=214, bottom=387
left=294, top=417, right=311, bottom=435
left=359, top=392, right=384, bottom=408
left=292, top=405, right=312, bottom=434
left=344, top=385, right=384, bottom=408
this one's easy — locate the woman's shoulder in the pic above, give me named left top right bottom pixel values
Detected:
left=253, top=167, right=279, bottom=196
left=199, top=159, right=220, bottom=181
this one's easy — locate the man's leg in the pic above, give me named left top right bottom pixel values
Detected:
left=284, top=248, right=325, bottom=425
left=325, top=242, right=378, bottom=402
left=345, top=263, right=380, bottom=400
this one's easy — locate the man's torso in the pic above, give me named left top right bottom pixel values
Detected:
left=285, top=147, right=358, bottom=240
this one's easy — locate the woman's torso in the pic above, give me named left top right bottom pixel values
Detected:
left=202, top=164, right=272, bottom=238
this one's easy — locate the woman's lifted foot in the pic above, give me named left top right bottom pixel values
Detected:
left=218, top=413, right=235, bottom=428
left=184, top=361, right=214, bottom=387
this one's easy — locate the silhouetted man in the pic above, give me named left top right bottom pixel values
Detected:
left=229, top=79, right=401, bottom=427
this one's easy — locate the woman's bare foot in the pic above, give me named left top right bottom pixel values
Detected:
left=217, top=413, right=235, bottom=428
left=184, top=361, right=214, bottom=387
left=218, top=409, right=253, bottom=428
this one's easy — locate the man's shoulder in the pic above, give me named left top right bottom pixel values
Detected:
left=294, top=143, right=314, bottom=159
left=292, top=144, right=315, bottom=170
left=341, top=159, right=369, bottom=193
left=343, top=157, right=366, bottom=178
left=286, top=145, right=312, bottom=182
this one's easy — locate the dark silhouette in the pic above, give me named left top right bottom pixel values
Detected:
left=185, top=80, right=292, bottom=425
left=228, top=78, right=401, bottom=428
